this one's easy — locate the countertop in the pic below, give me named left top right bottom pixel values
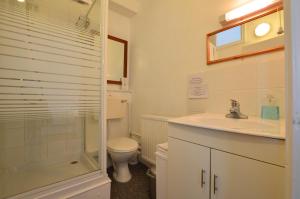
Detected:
left=168, top=113, right=286, bottom=140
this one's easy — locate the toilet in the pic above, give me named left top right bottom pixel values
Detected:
left=107, top=137, right=138, bottom=183
left=107, top=96, right=138, bottom=182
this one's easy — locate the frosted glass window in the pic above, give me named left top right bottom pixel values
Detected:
left=216, top=26, right=242, bottom=47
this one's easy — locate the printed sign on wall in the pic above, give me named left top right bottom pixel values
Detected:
left=188, top=73, right=208, bottom=99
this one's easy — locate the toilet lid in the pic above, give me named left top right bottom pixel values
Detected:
left=107, top=137, right=138, bottom=152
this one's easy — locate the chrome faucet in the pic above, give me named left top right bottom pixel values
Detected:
left=226, top=99, right=248, bottom=119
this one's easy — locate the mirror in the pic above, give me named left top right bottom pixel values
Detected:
left=107, top=35, right=128, bottom=84
left=207, top=8, right=284, bottom=65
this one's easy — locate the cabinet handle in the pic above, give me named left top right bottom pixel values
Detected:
left=201, top=169, right=205, bottom=188
left=213, top=174, right=218, bottom=194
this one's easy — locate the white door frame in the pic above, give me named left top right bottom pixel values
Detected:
left=286, top=0, right=300, bottom=198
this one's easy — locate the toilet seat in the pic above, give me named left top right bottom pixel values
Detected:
left=107, top=137, right=138, bottom=153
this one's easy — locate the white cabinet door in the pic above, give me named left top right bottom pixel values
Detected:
left=211, top=149, right=285, bottom=199
left=168, top=137, right=210, bottom=199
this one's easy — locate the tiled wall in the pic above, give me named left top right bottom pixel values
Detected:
left=187, top=51, right=286, bottom=118
left=0, top=117, right=84, bottom=171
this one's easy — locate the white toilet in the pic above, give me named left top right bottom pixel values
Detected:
left=107, top=137, right=138, bottom=183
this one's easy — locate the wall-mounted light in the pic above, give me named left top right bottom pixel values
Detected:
left=225, top=0, right=279, bottom=22
left=255, top=22, right=271, bottom=37
left=17, top=0, right=25, bottom=2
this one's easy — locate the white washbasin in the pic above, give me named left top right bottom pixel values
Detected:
left=168, top=113, right=285, bottom=139
left=190, top=117, right=276, bottom=130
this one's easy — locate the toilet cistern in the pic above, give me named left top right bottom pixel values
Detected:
left=226, top=99, right=248, bottom=119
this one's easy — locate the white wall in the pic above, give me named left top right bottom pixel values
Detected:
left=108, top=10, right=131, bottom=46
left=109, top=0, right=139, bottom=16
left=107, top=8, right=133, bottom=138
left=108, top=9, right=131, bottom=91
left=130, top=0, right=286, bottom=135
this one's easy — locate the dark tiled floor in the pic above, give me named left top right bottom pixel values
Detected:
left=108, top=163, right=152, bottom=199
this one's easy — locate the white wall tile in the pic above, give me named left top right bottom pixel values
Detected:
left=0, top=129, right=24, bottom=148
left=207, top=90, right=232, bottom=114
left=1, top=117, right=86, bottom=169
left=1, top=147, right=25, bottom=168
left=25, top=145, right=46, bottom=164
left=47, top=140, right=67, bottom=163
left=257, top=53, right=285, bottom=89
left=66, top=139, right=82, bottom=155
left=231, top=90, right=259, bottom=116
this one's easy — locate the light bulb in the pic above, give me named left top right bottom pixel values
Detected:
left=255, top=23, right=271, bottom=37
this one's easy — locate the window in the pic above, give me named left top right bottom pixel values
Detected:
left=216, top=26, right=242, bottom=47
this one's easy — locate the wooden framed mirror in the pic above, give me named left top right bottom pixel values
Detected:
left=107, top=35, right=128, bottom=85
left=207, top=4, right=284, bottom=65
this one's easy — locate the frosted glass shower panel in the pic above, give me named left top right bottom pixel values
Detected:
left=0, top=0, right=103, bottom=198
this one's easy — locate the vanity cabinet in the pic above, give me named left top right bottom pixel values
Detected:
left=168, top=122, right=286, bottom=199
left=211, top=150, right=285, bottom=199
left=168, top=138, right=210, bottom=199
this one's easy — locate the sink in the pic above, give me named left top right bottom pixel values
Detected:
left=168, top=113, right=285, bottom=139
left=190, top=117, right=277, bottom=130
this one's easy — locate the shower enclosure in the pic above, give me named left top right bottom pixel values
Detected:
left=0, top=0, right=109, bottom=198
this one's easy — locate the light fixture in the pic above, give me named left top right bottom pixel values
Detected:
left=277, top=9, right=284, bottom=35
left=225, top=0, right=279, bottom=22
left=17, top=0, right=25, bottom=2
left=255, top=23, right=271, bottom=37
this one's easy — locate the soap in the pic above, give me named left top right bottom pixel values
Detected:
left=261, top=105, right=280, bottom=120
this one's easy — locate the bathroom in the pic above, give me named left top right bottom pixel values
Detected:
left=0, top=0, right=299, bottom=198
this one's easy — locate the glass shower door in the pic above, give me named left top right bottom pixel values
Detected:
left=0, top=0, right=104, bottom=198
